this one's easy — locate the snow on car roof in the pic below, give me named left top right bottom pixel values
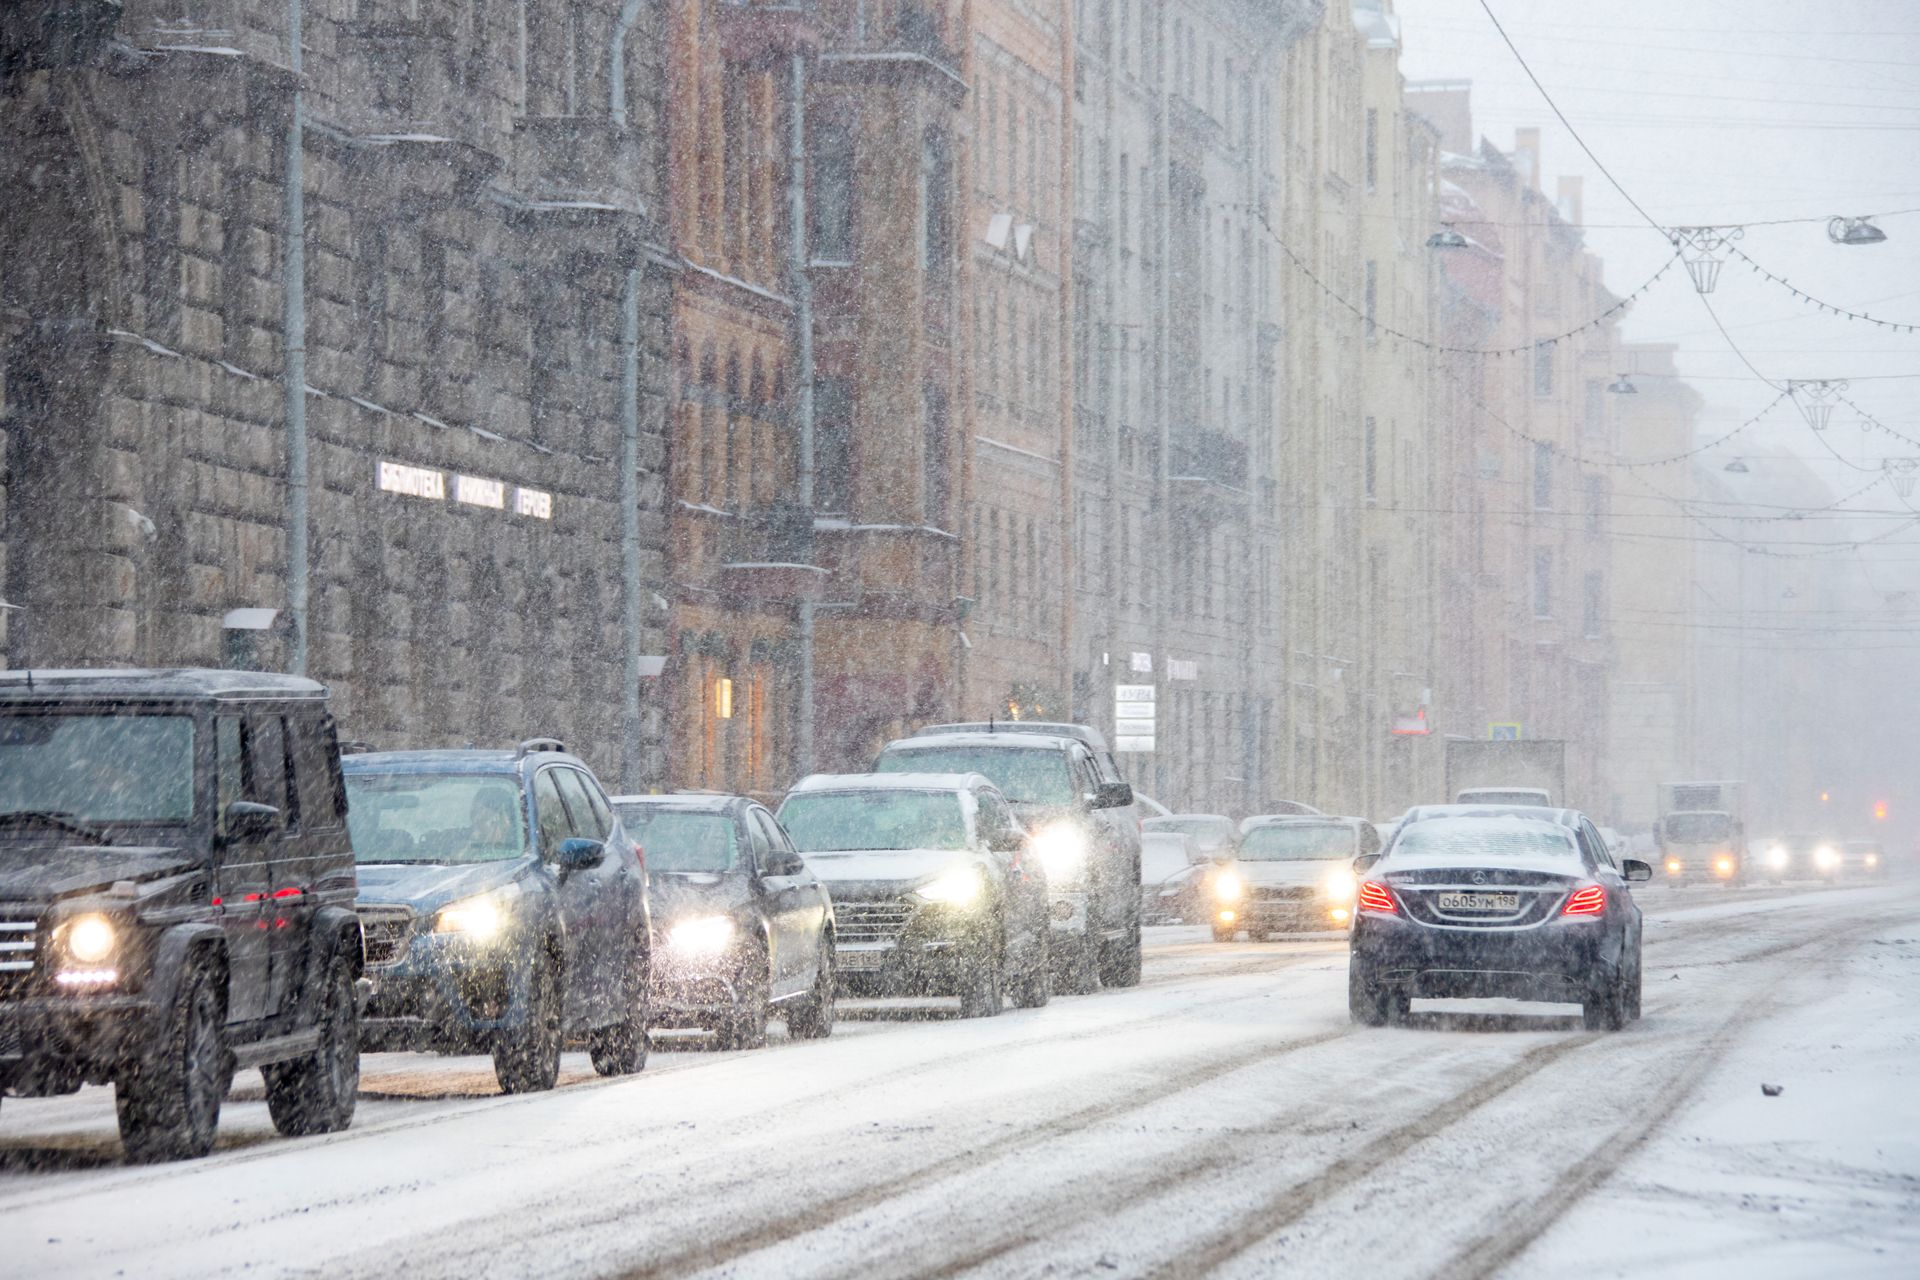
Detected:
left=883, top=732, right=1076, bottom=753
left=1389, top=815, right=1579, bottom=858
left=1401, top=803, right=1581, bottom=826
left=787, top=771, right=994, bottom=794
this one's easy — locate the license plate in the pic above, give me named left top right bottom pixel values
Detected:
left=1437, top=891, right=1519, bottom=912
left=837, top=948, right=890, bottom=972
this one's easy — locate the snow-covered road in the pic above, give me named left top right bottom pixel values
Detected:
left=3, top=881, right=1915, bottom=1279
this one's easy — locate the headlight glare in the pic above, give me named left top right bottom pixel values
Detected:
left=1815, top=845, right=1839, bottom=870
left=666, top=915, right=735, bottom=954
left=917, top=865, right=985, bottom=906
left=64, top=914, right=116, bottom=964
left=1324, top=868, right=1358, bottom=903
left=435, top=891, right=510, bottom=938
left=1767, top=845, right=1789, bottom=868
left=1032, top=821, right=1089, bottom=882
left=1213, top=868, right=1245, bottom=902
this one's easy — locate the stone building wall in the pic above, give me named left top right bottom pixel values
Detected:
left=0, top=0, right=674, bottom=788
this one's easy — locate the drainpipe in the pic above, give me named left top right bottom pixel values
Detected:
left=612, top=0, right=650, bottom=786
left=788, top=52, right=816, bottom=774
left=284, top=0, right=309, bottom=675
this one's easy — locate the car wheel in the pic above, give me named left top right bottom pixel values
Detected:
left=589, top=958, right=650, bottom=1076
left=1056, top=934, right=1100, bottom=994
left=1211, top=923, right=1236, bottom=943
left=1010, top=934, right=1052, bottom=1009
left=1626, top=947, right=1644, bottom=1021
left=117, top=957, right=225, bottom=1162
left=1098, top=922, right=1142, bottom=988
left=493, top=955, right=563, bottom=1093
left=263, top=953, right=359, bottom=1136
left=785, top=941, right=837, bottom=1040
left=719, top=952, right=771, bottom=1050
left=957, top=936, right=1004, bottom=1018
left=1583, top=969, right=1628, bottom=1032
left=1347, top=962, right=1392, bottom=1027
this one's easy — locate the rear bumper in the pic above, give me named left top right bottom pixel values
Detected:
left=1352, top=914, right=1611, bottom=999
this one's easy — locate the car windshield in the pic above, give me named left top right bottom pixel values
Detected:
left=780, top=790, right=970, bottom=852
left=0, top=713, right=196, bottom=824
left=345, top=773, right=527, bottom=864
left=1141, top=841, right=1192, bottom=883
left=1393, top=822, right=1579, bottom=862
left=876, top=746, right=1074, bottom=806
left=1238, top=823, right=1355, bottom=861
left=616, top=807, right=737, bottom=872
left=1459, top=790, right=1548, bottom=805
left=1663, top=812, right=1731, bottom=843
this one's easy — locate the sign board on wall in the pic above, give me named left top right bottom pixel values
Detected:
left=1489, top=722, right=1523, bottom=741
left=377, top=460, right=553, bottom=520
left=1115, top=683, right=1156, bottom=753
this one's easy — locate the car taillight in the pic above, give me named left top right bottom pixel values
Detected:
left=1357, top=880, right=1397, bottom=914
left=1562, top=885, right=1607, bottom=917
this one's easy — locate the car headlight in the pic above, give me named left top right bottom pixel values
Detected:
left=1714, top=857, right=1735, bottom=877
left=1767, top=845, right=1789, bottom=868
left=1324, top=868, right=1357, bottom=903
left=1814, top=845, right=1839, bottom=870
left=666, top=915, right=735, bottom=954
left=1665, top=857, right=1684, bottom=874
left=1213, top=868, right=1245, bottom=902
left=435, top=885, right=518, bottom=939
left=1032, top=821, right=1089, bottom=883
left=62, top=913, right=117, bottom=964
left=1866, top=853, right=1879, bottom=867
left=917, top=865, right=985, bottom=906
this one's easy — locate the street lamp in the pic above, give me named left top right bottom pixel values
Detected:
left=1607, top=373, right=1637, bottom=394
left=1426, top=225, right=1468, bottom=249
left=1885, top=457, right=1918, bottom=498
left=1828, top=216, right=1888, bottom=246
left=1723, top=458, right=1750, bottom=474
left=1669, top=226, right=1742, bottom=294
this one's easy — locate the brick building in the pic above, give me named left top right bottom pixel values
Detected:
left=0, top=0, right=674, bottom=787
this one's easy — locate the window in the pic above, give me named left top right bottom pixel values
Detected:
left=1533, top=443, right=1553, bottom=510
left=554, top=769, right=607, bottom=839
left=922, top=128, right=952, bottom=282
left=1583, top=571, right=1605, bottom=638
left=290, top=716, right=343, bottom=831
left=924, top=382, right=950, bottom=525
left=1584, top=378, right=1606, bottom=439
left=533, top=769, right=572, bottom=858
left=1533, top=548, right=1553, bottom=618
left=1363, top=260, right=1377, bottom=340
left=1363, top=416, right=1378, bottom=500
left=1585, top=475, right=1605, bottom=534
left=1364, top=108, right=1378, bottom=191
left=811, top=123, right=855, bottom=262
left=246, top=715, right=289, bottom=821
left=1533, top=341, right=1555, bottom=397
left=814, top=376, right=853, bottom=512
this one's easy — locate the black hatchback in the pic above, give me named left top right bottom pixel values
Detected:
left=1349, top=813, right=1650, bottom=1031
left=344, top=742, right=650, bottom=1092
left=611, top=793, right=836, bottom=1049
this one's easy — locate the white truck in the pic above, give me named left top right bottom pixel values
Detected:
left=1655, top=780, right=1749, bottom=884
left=1444, top=740, right=1568, bottom=808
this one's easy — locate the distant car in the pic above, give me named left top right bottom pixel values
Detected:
left=344, top=742, right=651, bottom=1093
left=1253, top=800, right=1325, bottom=817
left=778, top=773, right=1051, bottom=1016
left=1141, top=830, right=1203, bottom=925
left=874, top=732, right=1140, bottom=993
left=0, top=669, right=363, bottom=1161
left=1132, top=791, right=1174, bottom=819
left=1840, top=839, right=1887, bottom=878
left=1455, top=787, right=1553, bottom=808
left=612, top=793, right=835, bottom=1049
left=1657, top=810, right=1745, bottom=885
left=1754, top=832, right=1835, bottom=883
left=1143, top=814, right=1239, bottom=860
left=1350, top=814, right=1649, bottom=1031
left=1208, top=816, right=1379, bottom=939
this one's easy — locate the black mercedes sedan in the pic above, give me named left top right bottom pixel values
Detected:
left=611, top=793, right=836, bottom=1049
left=1348, top=814, right=1650, bottom=1031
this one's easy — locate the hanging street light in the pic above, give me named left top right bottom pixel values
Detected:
left=1669, top=226, right=1742, bottom=294
left=1723, top=458, right=1750, bottom=473
left=1787, top=379, right=1846, bottom=432
left=1607, top=373, right=1638, bottom=394
left=1885, top=457, right=1918, bottom=498
left=1426, top=225, right=1468, bottom=249
left=1828, top=216, right=1888, bottom=246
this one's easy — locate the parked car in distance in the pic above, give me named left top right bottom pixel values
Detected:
left=0, top=669, right=362, bottom=1161
left=344, top=741, right=650, bottom=1093
left=1351, top=813, right=1648, bottom=1030
left=875, top=732, right=1140, bottom=992
left=778, top=773, right=1050, bottom=1016
left=1141, top=830, right=1203, bottom=925
left=612, top=793, right=835, bottom=1048
left=1209, top=816, right=1379, bottom=939
left=1143, top=814, right=1239, bottom=861
left=1839, top=839, right=1886, bottom=878
left=1132, top=791, right=1174, bottom=819
left=1254, top=800, right=1325, bottom=817
left=1454, top=787, right=1554, bottom=808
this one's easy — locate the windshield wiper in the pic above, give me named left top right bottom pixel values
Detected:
left=0, top=811, right=110, bottom=843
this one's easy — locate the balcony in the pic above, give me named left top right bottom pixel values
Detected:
left=507, top=117, right=651, bottom=228
left=1170, top=427, right=1249, bottom=523
left=718, top=503, right=827, bottom=603
left=817, top=1, right=963, bottom=102
left=717, top=1, right=823, bottom=67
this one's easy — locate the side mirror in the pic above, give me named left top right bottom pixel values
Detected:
left=1623, top=858, right=1652, bottom=883
left=224, top=801, right=281, bottom=842
left=1092, top=781, right=1134, bottom=810
left=556, top=837, right=606, bottom=872
left=1353, top=852, right=1382, bottom=873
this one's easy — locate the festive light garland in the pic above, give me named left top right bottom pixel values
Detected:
left=1727, top=246, right=1920, bottom=333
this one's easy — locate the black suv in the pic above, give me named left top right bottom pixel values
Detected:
left=0, top=669, right=363, bottom=1161
left=343, top=743, right=650, bottom=1092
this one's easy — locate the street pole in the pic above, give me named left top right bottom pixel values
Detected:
left=788, top=52, right=816, bottom=775
left=613, top=0, right=648, bottom=787
left=283, top=0, right=309, bottom=675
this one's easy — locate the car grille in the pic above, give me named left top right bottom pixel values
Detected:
left=834, top=901, right=915, bottom=945
left=356, top=906, right=415, bottom=968
left=0, top=909, right=37, bottom=998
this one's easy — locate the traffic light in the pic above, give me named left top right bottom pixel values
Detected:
left=1873, top=800, right=1889, bottom=822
